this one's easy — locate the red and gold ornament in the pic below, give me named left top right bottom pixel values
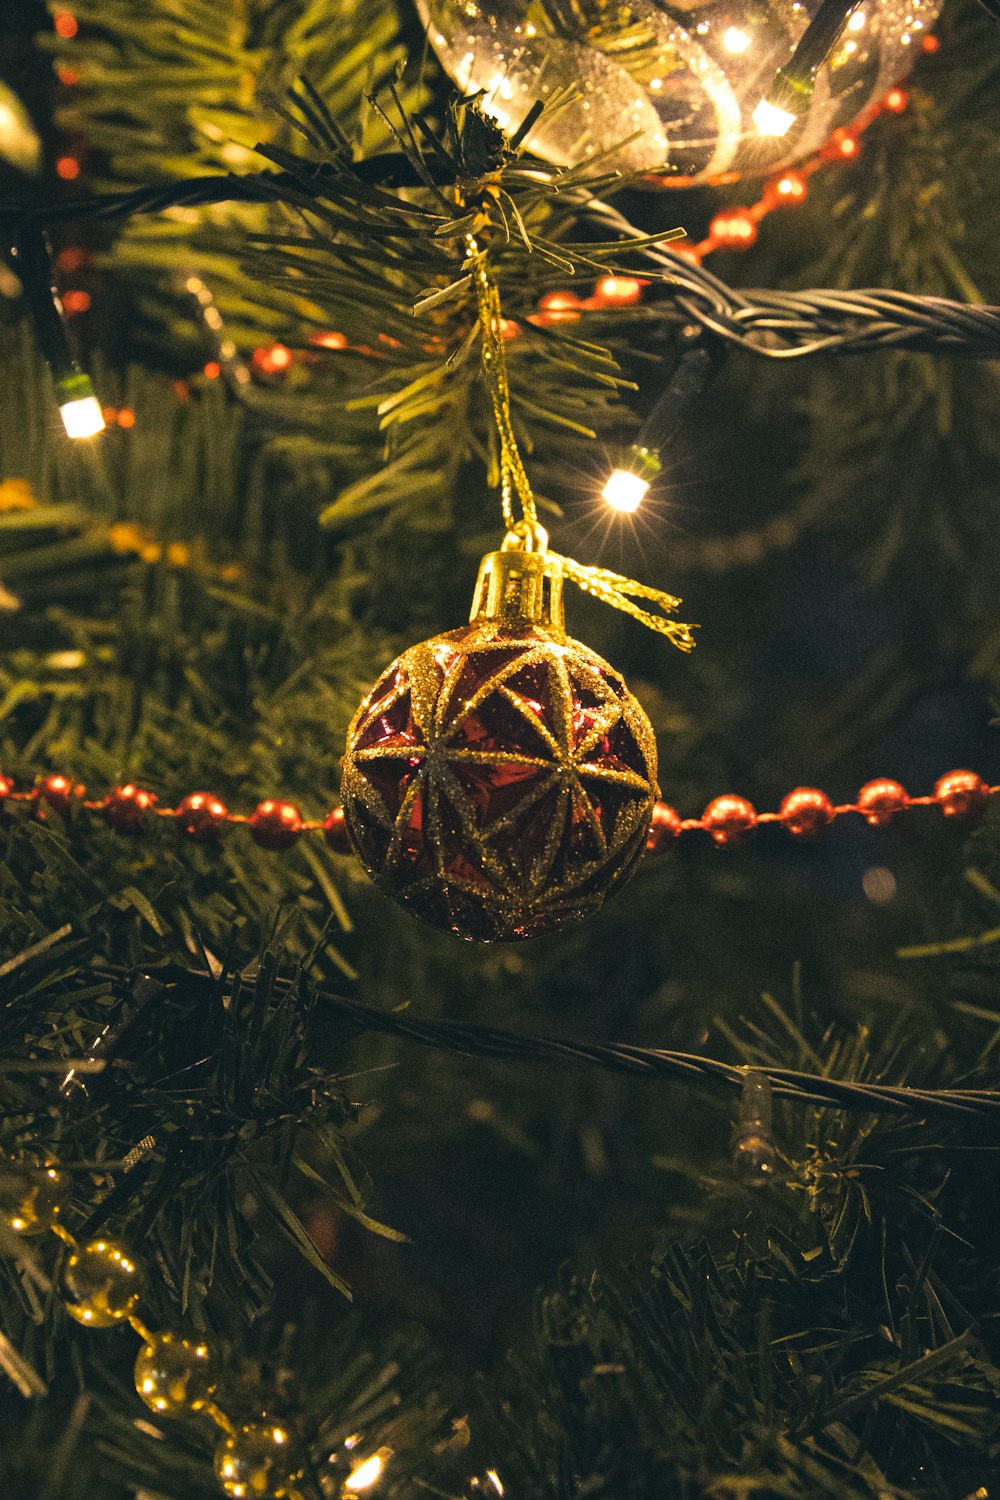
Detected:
left=340, top=535, right=661, bottom=942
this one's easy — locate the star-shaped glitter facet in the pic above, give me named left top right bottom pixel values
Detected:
left=342, top=620, right=659, bottom=941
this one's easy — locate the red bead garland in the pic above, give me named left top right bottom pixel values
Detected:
left=707, top=211, right=758, bottom=251
left=35, top=774, right=81, bottom=817
left=322, top=805, right=352, bottom=854
left=104, top=783, right=157, bottom=832
left=778, top=786, right=835, bottom=840
left=702, top=794, right=757, bottom=845
left=0, top=769, right=990, bottom=854
left=175, top=791, right=229, bottom=842
left=857, top=778, right=909, bottom=826
left=934, top=768, right=988, bottom=820
left=249, top=799, right=303, bottom=850
left=646, top=802, right=683, bottom=853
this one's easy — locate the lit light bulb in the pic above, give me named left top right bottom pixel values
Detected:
left=60, top=394, right=105, bottom=438
left=722, top=26, right=751, bottom=52
left=344, top=1448, right=393, bottom=1492
left=752, top=98, right=798, bottom=137
left=602, top=469, right=649, bottom=513
left=56, top=372, right=105, bottom=439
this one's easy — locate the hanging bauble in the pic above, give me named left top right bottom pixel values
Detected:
left=340, top=536, right=659, bottom=942
left=416, top=0, right=939, bottom=183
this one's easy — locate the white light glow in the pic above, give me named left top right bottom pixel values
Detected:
left=60, top=395, right=105, bottom=439
left=722, top=26, right=751, bottom=52
left=752, top=98, right=797, bottom=137
left=602, top=469, right=649, bottom=513
left=848, top=8, right=867, bottom=27
left=344, top=1454, right=385, bottom=1491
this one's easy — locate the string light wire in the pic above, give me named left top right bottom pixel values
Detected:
left=86, top=962, right=1000, bottom=1128
left=5, top=166, right=1000, bottom=367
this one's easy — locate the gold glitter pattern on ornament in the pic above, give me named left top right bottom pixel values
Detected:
left=341, top=618, right=659, bottom=941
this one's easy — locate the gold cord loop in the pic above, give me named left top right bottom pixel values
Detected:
left=471, top=240, right=696, bottom=653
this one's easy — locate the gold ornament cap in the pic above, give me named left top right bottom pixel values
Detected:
left=469, top=522, right=565, bottom=635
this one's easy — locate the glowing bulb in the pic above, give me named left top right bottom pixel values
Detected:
left=602, top=469, right=649, bottom=513
left=848, top=8, right=867, bottom=27
left=344, top=1453, right=385, bottom=1491
left=60, top=394, right=105, bottom=438
left=752, top=98, right=797, bottom=137
left=722, top=26, right=751, bottom=52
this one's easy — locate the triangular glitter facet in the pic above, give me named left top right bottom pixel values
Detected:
left=450, top=759, right=549, bottom=828
left=360, top=754, right=425, bottom=816
left=450, top=690, right=553, bottom=760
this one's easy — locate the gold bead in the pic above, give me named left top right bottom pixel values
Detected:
left=214, top=1420, right=305, bottom=1499
left=0, top=1159, right=68, bottom=1237
left=61, top=1237, right=144, bottom=1327
left=134, top=1330, right=217, bottom=1415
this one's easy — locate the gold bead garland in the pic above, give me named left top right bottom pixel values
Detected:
left=0, top=1155, right=319, bottom=1500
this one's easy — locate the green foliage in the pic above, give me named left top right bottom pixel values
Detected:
left=2, top=0, right=1000, bottom=1496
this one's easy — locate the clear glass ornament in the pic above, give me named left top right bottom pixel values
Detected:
left=416, top=0, right=940, bottom=182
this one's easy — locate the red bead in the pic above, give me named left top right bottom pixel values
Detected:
left=593, top=275, right=644, bottom=307
left=104, top=783, right=157, bottom=832
left=857, top=778, right=908, bottom=826
left=35, top=774, right=81, bottom=817
left=702, top=794, right=757, bottom=845
left=763, top=172, right=808, bottom=211
left=646, top=802, right=682, bottom=853
left=249, top=798, right=303, bottom=850
left=175, top=791, right=228, bottom=842
left=831, top=129, right=859, bottom=159
left=708, top=211, right=757, bottom=250
left=323, top=806, right=353, bottom=854
left=934, top=769, right=989, bottom=821
left=534, top=290, right=583, bottom=325
left=779, top=786, right=834, bottom=839
left=251, top=343, right=293, bottom=376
